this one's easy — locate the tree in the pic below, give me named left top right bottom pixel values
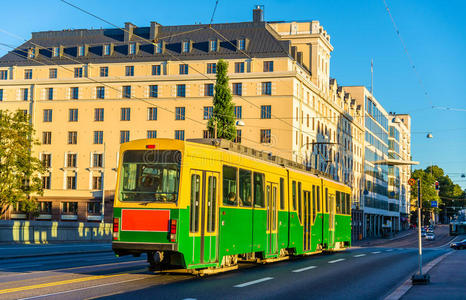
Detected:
left=0, top=110, right=45, bottom=218
left=207, top=59, right=236, bottom=141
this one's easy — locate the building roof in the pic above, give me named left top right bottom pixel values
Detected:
left=0, top=22, right=290, bottom=67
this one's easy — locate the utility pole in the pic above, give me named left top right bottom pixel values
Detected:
left=412, top=178, right=430, bottom=284
left=101, top=142, right=106, bottom=224
left=370, top=59, right=374, bottom=95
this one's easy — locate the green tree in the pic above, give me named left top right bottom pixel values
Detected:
left=0, top=110, right=45, bottom=218
left=207, top=59, right=236, bottom=141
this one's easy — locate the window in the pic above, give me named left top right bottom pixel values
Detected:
left=239, top=169, right=252, bottom=207
left=42, top=132, right=52, bottom=144
left=68, top=109, right=78, bottom=122
left=263, top=61, right=274, bottom=72
left=78, top=46, right=85, bottom=56
left=41, top=154, right=51, bottom=168
left=209, top=40, right=217, bottom=52
left=223, top=166, right=237, bottom=206
left=122, top=86, right=131, bottom=98
left=298, top=182, right=302, bottom=222
left=175, top=130, right=184, bottom=140
left=179, top=64, right=188, bottom=75
left=190, top=174, right=200, bottom=233
left=147, top=130, right=157, bottom=139
left=87, top=202, right=101, bottom=213
left=203, top=106, right=213, bottom=120
left=175, top=107, right=185, bottom=120
left=260, top=129, right=271, bottom=143
left=94, top=108, right=104, bottom=121
left=96, top=86, right=105, bottom=99
left=182, top=41, right=190, bottom=53
left=206, top=176, right=217, bottom=233
left=94, top=131, right=103, bottom=144
left=261, top=105, right=271, bottom=119
left=238, top=39, right=245, bottom=50
left=41, top=175, right=51, bottom=191
left=155, top=41, right=163, bottom=54
left=204, top=84, right=214, bottom=96
left=66, top=153, right=77, bottom=168
left=62, top=201, right=78, bottom=212
left=176, top=84, right=186, bottom=97
left=120, top=130, right=130, bottom=143
left=43, top=109, right=52, bottom=122
left=149, top=85, right=158, bottom=98
left=253, top=172, right=265, bottom=208
left=46, top=88, right=53, bottom=100
left=152, top=65, right=161, bottom=76
left=0, top=89, right=3, bottom=101
left=121, top=107, right=131, bottom=121
left=93, top=153, right=103, bottom=167
left=68, top=132, right=77, bottom=144
left=103, top=44, right=111, bottom=56
left=0, top=70, right=8, bottom=80
left=203, top=130, right=213, bottom=138
left=24, top=69, right=32, bottom=79
left=21, top=88, right=29, bottom=101
left=234, top=129, right=242, bottom=143
left=232, top=83, right=242, bottom=96
left=262, top=82, right=272, bottom=95
left=280, top=178, right=285, bottom=210
left=52, top=47, right=59, bottom=57
left=39, top=201, right=52, bottom=213
left=125, top=66, right=134, bottom=76
left=147, top=107, right=157, bottom=120
left=100, top=67, right=108, bottom=77
left=71, top=87, right=79, bottom=100
left=207, top=63, right=216, bottom=74
left=235, top=62, right=244, bottom=73
left=28, top=48, right=36, bottom=58
left=92, top=176, right=102, bottom=190
left=234, top=106, right=242, bottom=119
left=129, top=43, right=136, bottom=55
left=49, top=68, right=57, bottom=79
left=74, top=67, right=83, bottom=78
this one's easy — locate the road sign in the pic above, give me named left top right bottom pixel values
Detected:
left=408, top=178, right=416, bottom=186
left=431, top=200, right=437, bottom=208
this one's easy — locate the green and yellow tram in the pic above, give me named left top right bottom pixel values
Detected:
left=112, top=138, right=351, bottom=274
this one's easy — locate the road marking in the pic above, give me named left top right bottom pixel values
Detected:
left=234, top=277, right=274, bottom=287
left=292, top=265, right=317, bottom=273
left=0, top=268, right=146, bottom=295
left=371, top=251, right=381, bottom=254
left=353, top=254, right=366, bottom=257
left=18, top=277, right=146, bottom=300
left=385, top=249, right=393, bottom=252
left=440, top=235, right=462, bottom=248
left=328, top=258, right=345, bottom=264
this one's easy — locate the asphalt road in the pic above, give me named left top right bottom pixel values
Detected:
left=0, top=225, right=459, bottom=300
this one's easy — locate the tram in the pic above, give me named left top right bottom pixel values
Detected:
left=112, top=138, right=351, bottom=274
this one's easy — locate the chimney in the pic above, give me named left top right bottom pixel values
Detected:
left=253, top=5, right=264, bottom=23
left=124, top=22, right=136, bottom=42
left=150, top=22, right=160, bottom=41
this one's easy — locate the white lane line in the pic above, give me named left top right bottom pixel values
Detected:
left=353, top=254, right=366, bottom=257
left=385, top=249, right=393, bottom=252
left=371, top=251, right=381, bottom=254
left=440, top=235, right=462, bottom=248
left=328, top=258, right=345, bottom=264
left=234, top=277, right=274, bottom=288
left=292, top=265, right=317, bottom=273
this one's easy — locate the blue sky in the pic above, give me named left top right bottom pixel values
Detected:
left=1, top=0, right=465, bottom=189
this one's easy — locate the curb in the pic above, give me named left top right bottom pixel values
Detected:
left=0, top=249, right=113, bottom=260
left=352, top=230, right=416, bottom=247
left=383, top=250, right=453, bottom=300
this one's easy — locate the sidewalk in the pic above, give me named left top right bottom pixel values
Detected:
left=0, top=242, right=112, bottom=260
left=352, top=229, right=416, bottom=247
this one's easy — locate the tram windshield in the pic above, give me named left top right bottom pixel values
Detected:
left=119, top=150, right=181, bottom=203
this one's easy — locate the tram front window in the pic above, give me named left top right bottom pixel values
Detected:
left=119, top=150, right=181, bottom=202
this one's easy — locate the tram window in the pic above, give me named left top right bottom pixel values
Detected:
left=207, top=176, right=217, bottom=232
left=253, top=172, right=265, bottom=208
left=336, top=191, right=341, bottom=214
left=223, top=165, right=237, bottom=206
left=239, top=169, right=252, bottom=207
left=190, top=174, right=200, bottom=233
left=316, top=186, right=321, bottom=212
left=273, top=186, right=277, bottom=230
left=346, top=193, right=351, bottom=215
left=279, top=178, right=285, bottom=210
left=342, top=192, right=346, bottom=215
left=325, top=188, right=328, bottom=213
left=298, top=182, right=302, bottom=222
left=266, top=185, right=270, bottom=231
left=312, top=186, right=316, bottom=223
left=292, top=181, right=297, bottom=211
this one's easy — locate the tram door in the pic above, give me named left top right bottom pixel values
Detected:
left=328, top=193, right=336, bottom=248
left=303, top=190, right=311, bottom=251
left=266, top=182, right=278, bottom=255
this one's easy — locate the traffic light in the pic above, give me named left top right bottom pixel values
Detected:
left=434, top=181, right=439, bottom=190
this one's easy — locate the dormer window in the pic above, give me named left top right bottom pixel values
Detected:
left=103, top=44, right=111, bottom=56
left=78, top=46, right=85, bottom=56
left=155, top=41, right=163, bottom=54
left=129, top=43, right=136, bottom=55
left=209, top=40, right=217, bottom=52
left=182, top=41, right=190, bottom=53
left=28, top=48, right=36, bottom=59
left=238, top=39, right=245, bottom=50
left=52, top=47, right=59, bottom=57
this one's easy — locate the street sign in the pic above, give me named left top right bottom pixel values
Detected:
left=408, top=178, right=416, bottom=186
left=431, top=200, right=437, bottom=208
